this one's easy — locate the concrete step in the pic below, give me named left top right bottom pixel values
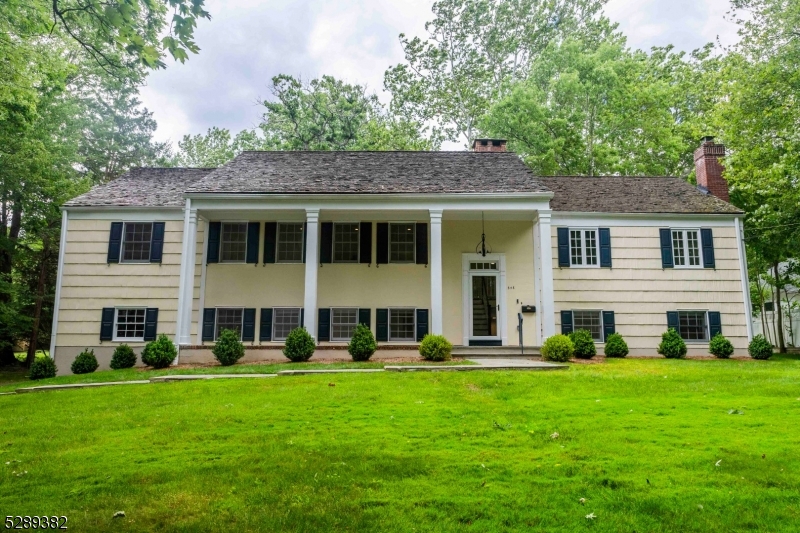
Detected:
left=452, top=346, right=541, bottom=357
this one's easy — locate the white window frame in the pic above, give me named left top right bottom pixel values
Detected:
left=676, top=309, right=709, bottom=343
left=389, top=222, right=416, bottom=264
left=272, top=307, right=302, bottom=342
left=276, top=221, right=304, bottom=264
left=330, top=307, right=359, bottom=341
left=570, top=309, right=604, bottom=343
left=219, top=221, right=249, bottom=264
left=671, top=229, right=702, bottom=269
left=568, top=227, right=599, bottom=268
left=113, top=307, right=147, bottom=342
left=333, top=222, right=360, bottom=263
left=214, top=307, right=244, bottom=341
left=120, top=221, right=153, bottom=264
left=388, top=307, right=416, bottom=342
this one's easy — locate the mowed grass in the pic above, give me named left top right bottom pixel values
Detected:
left=2, top=357, right=800, bottom=532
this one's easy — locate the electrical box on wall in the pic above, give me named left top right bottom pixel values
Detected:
left=521, top=305, right=536, bottom=313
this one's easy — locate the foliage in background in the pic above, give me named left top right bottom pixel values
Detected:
left=419, top=334, right=453, bottom=362
left=348, top=324, right=377, bottom=362
left=212, top=329, right=246, bottom=366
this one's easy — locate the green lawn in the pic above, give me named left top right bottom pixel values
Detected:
left=2, top=357, right=799, bottom=532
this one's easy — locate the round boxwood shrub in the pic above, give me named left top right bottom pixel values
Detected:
left=29, top=357, right=57, bottom=380
left=213, top=328, right=245, bottom=366
left=542, top=334, right=574, bottom=362
left=604, top=333, right=629, bottom=358
left=748, top=334, right=773, bottom=360
left=348, top=323, right=377, bottom=361
left=419, top=334, right=453, bottom=362
left=141, top=334, right=177, bottom=369
left=71, top=348, right=99, bottom=374
left=569, top=329, right=596, bottom=359
left=709, top=333, right=734, bottom=359
left=283, top=327, right=315, bottom=362
left=658, top=328, right=687, bottom=359
left=110, top=344, right=137, bottom=370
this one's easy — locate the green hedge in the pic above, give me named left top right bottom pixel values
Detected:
left=542, top=334, right=574, bottom=362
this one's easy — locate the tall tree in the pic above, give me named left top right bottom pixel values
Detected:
left=173, top=127, right=264, bottom=168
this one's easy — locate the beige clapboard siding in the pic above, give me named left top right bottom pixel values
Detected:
left=552, top=223, right=748, bottom=353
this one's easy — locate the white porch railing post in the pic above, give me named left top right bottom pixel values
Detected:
left=536, top=210, right=556, bottom=339
left=177, top=201, right=198, bottom=347
left=304, top=209, right=320, bottom=340
left=430, top=209, right=444, bottom=335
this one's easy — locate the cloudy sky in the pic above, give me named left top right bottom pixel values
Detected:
left=139, top=0, right=741, bottom=148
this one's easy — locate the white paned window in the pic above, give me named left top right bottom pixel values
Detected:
left=572, top=310, right=602, bottom=342
left=569, top=228, right=598, bottom=267
left=121, top=222, right=152, bottom=262
left=470, top=262, right=498, bottom=270
left=221, top=222, right=248, bottom=262
left=334, top=223, right=359, bottom=263
left=389, top=308, right=415, bottom=341
left=273, top=308, right=301, bottom=341
left=390, top=223, right=415, bottom=263
left=216, top=308, right=243, bottom=340
left=331, top=308, right=358, bottom=341
left=678, top=311, right=707, bottom=341
left=671, top=229, right=701, bottom=267
left=115, top=308, right=146, bottom=340
left=277, top=223, right=304, bottom=263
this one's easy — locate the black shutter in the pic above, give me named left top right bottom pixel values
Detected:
left=320, top=222, right=333, bottom=264
left=302, top=222, right=308, bottom=263
left=376, top=309, right=389, bottom=341
left=318, top=308, right=331, bottom=341
left=599, top=228, right=612, bottom=268
left=416, top=309, right=429, bottom=341
left=557, top=227, right=570, bottom=267
left=659, top=228, right=674, bottom=268
left=602, top=310, right=615, bottom=341
left=150, top=222, right=165, bottom=263
left=358, top=308, right=371, bottom=327
left=667, top=311, right=679, bottom=332
left=107, top=222, right=123, bottom=264
left=144, top=308, right=159, bottom=341
left=246, top=222, right=260, bottom=264
left=207, top=222, right=221, bottom=264
left=708, top=311, right=722, bottom=338
left=300, top=308, right=305, bottom=328
left=560, top=310, right=573, bottom=335
left=376, top=223, right=389, bottom=265
left=359, top=222, right=372, bottom=264
left=202, top=308, right=216, bottom=341
left=242, top=308, right=256, bottom=341
left=701, top=228, right=715, bottom=269
left=263, top=222, right=277, bottom=264
left=259, top=308, right=273, bottom=341
left=415, top=223, right=428, bottom=265
left=100, top=307, right=115, bottom=341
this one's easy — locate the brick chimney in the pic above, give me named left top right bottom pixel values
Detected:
left=694, top=136, right=729, bottom=202
left=472, top=138, right=507, bottom=153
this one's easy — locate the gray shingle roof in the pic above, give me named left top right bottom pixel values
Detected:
left=64, top=168, right=213, bottom=207
left=538, top=176, right=742, bottom=214
left=185, top=151, right=548, bottom=194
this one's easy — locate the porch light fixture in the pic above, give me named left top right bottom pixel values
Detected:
left=475, top=212, right=492, bottom=257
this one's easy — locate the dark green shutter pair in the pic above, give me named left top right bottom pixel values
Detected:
left=201, top=308, right=257, bottom=341
left=659, top=228, right=715, bottom=269
left=263, top=222, right=308, bottom=264
left=560, top=310, right=616, bottom=341
left=316, top=309, right=371, bottom=341
left=557, top=227, right=611, bottom=268
left=319, top=222, right=373, bottom=264
left=106, top=222, right=165, bottom=263
left=206, top=222, right=260, bottom=264
left=666, top=311, right=722, bottom=337
left=100, top=308, right=158, bottom=341
left=375, top=309, right=429, bottom=342
left=375, top=223, right=428, bottom=265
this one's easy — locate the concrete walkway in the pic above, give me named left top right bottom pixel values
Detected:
left=387, top=358, right=567, bottom=372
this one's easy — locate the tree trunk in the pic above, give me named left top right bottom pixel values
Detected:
left=26, top=236, right=51, bottom=367
left=774, top=262, right=786, bottom=353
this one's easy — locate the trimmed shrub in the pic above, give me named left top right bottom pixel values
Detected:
left=569, top=329, right=596, bottom=359
left=604, top=333, right=629, bottom=358
left=419, top=334, right=453, bottom=362
left=709, top=333, right=734, bottom=359
left=110, top=344, right=137, bottom=370
left=542, top=334, right=574, bottom=362
left=213, top=329, right=245, bottom=366
left=658, top=328, right=687, bottom=359
left=748, top=334, right=773, bottom=360
left=29, top=357, right=57, bottom=380
left=141, top=334, right=177, bottom=369
left=283, top=327, right=315, bottom=362
left=348, top=323, right=377, bottom=361
left=71, top=348, right=99, bottom=374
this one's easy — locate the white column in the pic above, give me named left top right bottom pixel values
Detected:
left=429, top=209, right=444, bottom=335
left=536, top=210, right=556, bottom=339
left=303, top=209, right=320, bottom=340
left=736, top=217, right=754, bottom=341
left=49, top=209, right=69, bottom=360
left=176, top=199, right=198, bottom=346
